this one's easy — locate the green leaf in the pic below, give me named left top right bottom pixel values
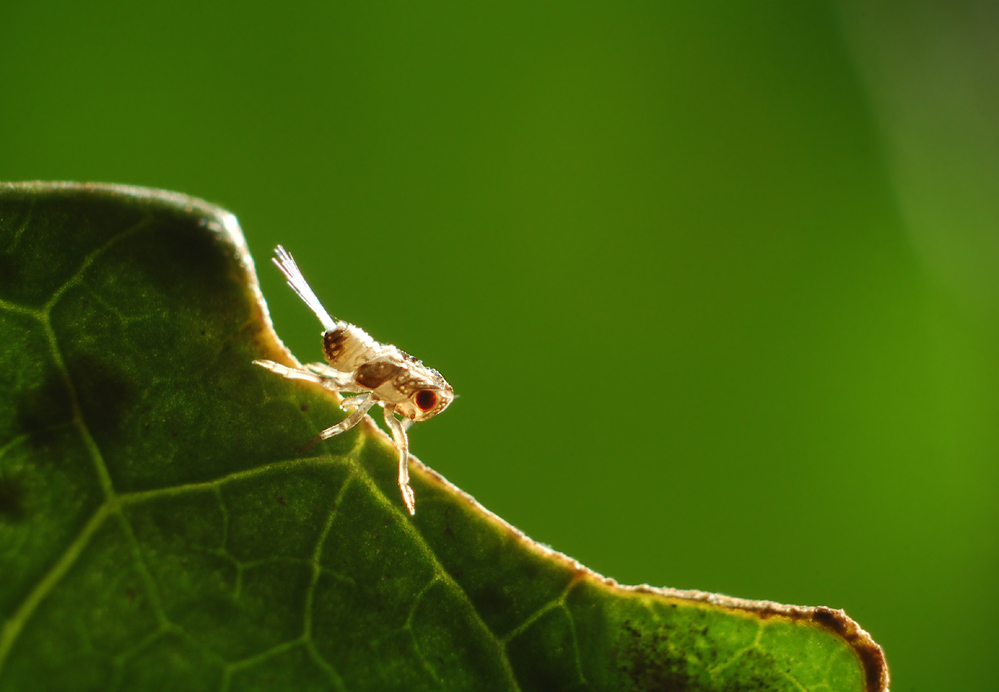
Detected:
left=0, top=183, right=888, bottom=692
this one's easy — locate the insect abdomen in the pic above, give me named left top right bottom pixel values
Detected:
left=323, top=324, right=380, bottom=373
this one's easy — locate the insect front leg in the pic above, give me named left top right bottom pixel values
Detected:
left=298, top=396, right=376, bottom=455
left=383, top=406, right=415, bottom=515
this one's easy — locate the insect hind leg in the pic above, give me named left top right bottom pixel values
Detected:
left=254, top=360, right=354, bottom=389
left=253, top=360, right=327, bottom=385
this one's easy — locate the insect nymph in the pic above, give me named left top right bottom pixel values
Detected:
left=254, top=246, right=454, bottom=515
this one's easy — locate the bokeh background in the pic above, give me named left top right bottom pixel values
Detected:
left=3, top=2, right=997, bottom=689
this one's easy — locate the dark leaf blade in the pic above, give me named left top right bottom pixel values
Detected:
left=0, top=183, right=887, bottom=692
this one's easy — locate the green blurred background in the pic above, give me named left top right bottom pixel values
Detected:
left=3, top=1, right=997, bottom=689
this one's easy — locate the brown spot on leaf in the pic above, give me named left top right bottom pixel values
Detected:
left=756, top=606, right=779, bottom=620
left=614, top=614, right=789, bottom=691
left=811, top=607, right=888, bottom=692
left=617, top=620, right=694, bottom=691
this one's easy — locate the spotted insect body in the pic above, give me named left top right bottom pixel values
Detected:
left=254, top=246, right=453, bottom=515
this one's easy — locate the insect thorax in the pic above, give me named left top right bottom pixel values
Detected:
left=322, top=323, right=381, bottom=373
left=322, top=322, right=452, bottom=416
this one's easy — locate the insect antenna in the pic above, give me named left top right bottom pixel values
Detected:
left=272, top=245, right=336, bottom=332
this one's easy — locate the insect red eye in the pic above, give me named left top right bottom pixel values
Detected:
left=415, top=390, right=437, bottom=412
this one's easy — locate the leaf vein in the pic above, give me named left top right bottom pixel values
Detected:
left=0, top=298, right=41, bottom=317
left=348, top=442, right=524, bottom=692
left=118, top=455, right=346, bottom=504
left=44, top=214, right=155, bottom=313
left=0, top=503, right=113, bottom=677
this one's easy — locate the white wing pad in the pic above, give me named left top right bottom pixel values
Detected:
left=272, top=245, right=336, bottom=332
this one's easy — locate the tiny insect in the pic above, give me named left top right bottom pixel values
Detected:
left=254, top=245, right=454, bottom=515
